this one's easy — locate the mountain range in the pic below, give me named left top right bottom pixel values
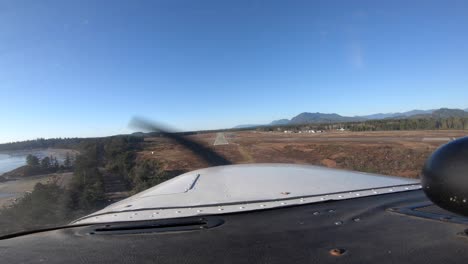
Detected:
left=234, top=108, right=468, bottom=128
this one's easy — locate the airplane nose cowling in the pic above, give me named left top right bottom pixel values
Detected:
left=422, top=136, right=468, bottom=216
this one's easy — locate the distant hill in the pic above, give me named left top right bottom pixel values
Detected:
left=425, top=108, right=468, bottom=118
left=359, top=113, right=399, bottom=120
left=234, top=107, right=468, bottom=128
left=432, top=108, right=468, bottom=118
left=270, top=119, right=290, bottom=126
left=384, top=115, right=406, bottom=120
left=131, top=132, right=146, bottom=137
left=402, top=109, right=435, bottom=116
left=409, top=108, right=468, bottom=119
left=233, top=124, right=263, bottom=129
left=289, top=112, right=364, bottom=125
left=360, top=109, right=434, bottom=120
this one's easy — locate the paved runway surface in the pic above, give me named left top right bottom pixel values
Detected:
left=213, top=133, right=229, bottom=145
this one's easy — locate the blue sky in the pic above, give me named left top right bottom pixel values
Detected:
left=0, top=0, right=467, bottom=143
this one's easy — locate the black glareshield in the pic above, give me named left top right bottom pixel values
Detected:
left=422, top=137, right=468, bottom=216
left=129, top=117, right=231, bottom=166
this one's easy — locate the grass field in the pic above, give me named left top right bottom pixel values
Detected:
left=139, top=130, right=468, bottom=179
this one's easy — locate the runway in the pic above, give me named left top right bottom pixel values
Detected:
left=213, top=133, right=229, bottom=145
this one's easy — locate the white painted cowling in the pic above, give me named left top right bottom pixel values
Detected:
left=72, top=164, right=420, bottom=224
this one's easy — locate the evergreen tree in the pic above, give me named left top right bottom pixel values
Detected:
left=26, top=154, right=40, bottom=167
left=64, top=153, right=71, bottom=168
left=41, top=156, right=51, bottom=169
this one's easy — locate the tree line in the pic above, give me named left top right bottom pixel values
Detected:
left=255, top=117, right=468, bottom=132
left=346, top=117, right=468, bottom=131
left=22, top=153, right=75, bottom=176
left=0, top=137, right=87, bottom=152
left=1, top=153, right=75, bottom=179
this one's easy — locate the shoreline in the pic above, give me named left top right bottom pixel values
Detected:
left=0, top=172, right=73, bottom=208
left=0, top=148, right=78, bottom=208
left=0, top=148, right=78, bottom=176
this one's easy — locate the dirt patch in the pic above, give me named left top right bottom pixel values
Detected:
left=321, top=159, right=337, bottom=168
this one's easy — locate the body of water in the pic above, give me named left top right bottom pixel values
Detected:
left=0, top=153, right=27, bottom=175
left=0, top=149, right=70, bottom=175
left=0, top=192, right=15, bottom=198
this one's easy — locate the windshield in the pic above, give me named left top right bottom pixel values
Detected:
left=1, top=0, right=467, bottom=236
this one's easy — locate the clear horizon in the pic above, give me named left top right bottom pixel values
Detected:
left=1, top=1, right=468, bottom=143
left=0, top=106, right=466, bottom=144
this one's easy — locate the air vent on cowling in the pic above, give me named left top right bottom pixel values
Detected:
left=84, top=217, right=224, bottom=235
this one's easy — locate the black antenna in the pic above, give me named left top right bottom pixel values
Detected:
left=130, top=117, right=231, bottom=166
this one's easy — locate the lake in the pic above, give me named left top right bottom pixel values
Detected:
left=0, top=149, right=71, bottom=175
left=0, top=153, right=28, bottom=175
